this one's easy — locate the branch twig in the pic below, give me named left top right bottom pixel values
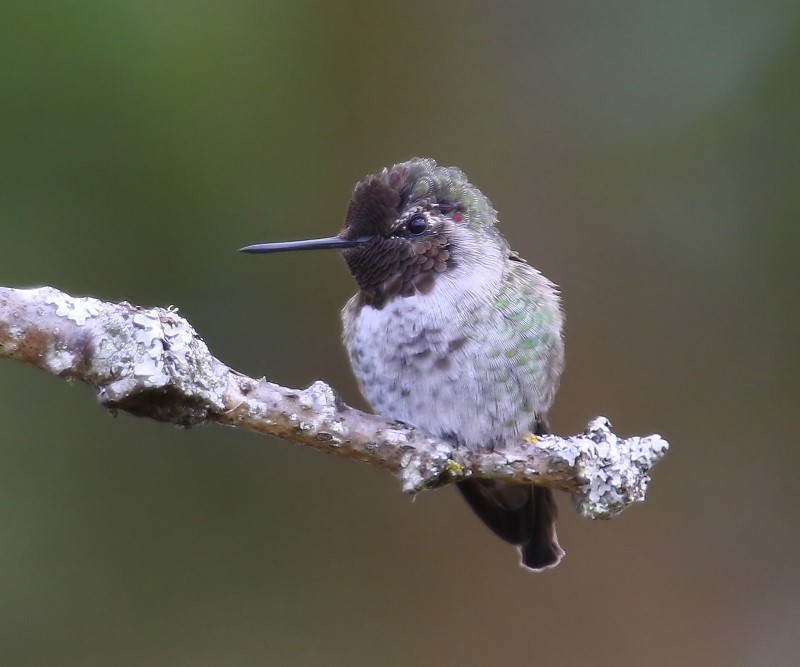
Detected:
left=0, top=286, right=668, bottom=519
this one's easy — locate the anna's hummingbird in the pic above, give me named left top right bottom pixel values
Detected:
left=241, top=158, right=565, bottom=570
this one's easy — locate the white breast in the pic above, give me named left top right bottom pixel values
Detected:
left=343, top=283, right=534, bottom=447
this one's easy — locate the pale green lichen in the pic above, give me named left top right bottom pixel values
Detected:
left=46, top=349, right=76, bottom=374
left=42, top=290, right=104, bottom=326
left=572, top=418, right=669, bottom=519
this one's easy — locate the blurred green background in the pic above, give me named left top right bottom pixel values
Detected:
left=1, top=1, right=798, bottom=665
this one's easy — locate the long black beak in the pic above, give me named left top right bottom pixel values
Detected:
left=238, top=235, right=371, bottom=254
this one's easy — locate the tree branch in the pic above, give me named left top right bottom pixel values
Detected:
left=0, top=286, right=668, bottom=519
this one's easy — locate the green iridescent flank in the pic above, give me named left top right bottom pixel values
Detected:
left=494, top=294, right=512, bottom=310
left=478, top=258, right=562, bottom=420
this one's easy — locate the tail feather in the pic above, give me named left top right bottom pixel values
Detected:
left=455, top=417, right=564, bottom=571
left=522, top=485, right=564, bottom=571
left=456, top=480, right=563, bottom=571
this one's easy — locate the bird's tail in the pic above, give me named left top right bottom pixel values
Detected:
left=456, top=479, right=564, bottom=571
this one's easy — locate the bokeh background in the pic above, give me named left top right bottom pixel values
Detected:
left=1, top=2, right=798, bottom=665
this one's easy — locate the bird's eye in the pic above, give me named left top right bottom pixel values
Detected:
left=407, top=216, right=428, bottom=235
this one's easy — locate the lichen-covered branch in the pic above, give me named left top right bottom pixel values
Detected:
left=0, top=286, right=668, bottom=519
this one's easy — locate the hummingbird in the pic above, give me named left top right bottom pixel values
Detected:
left=241, top=158, right=565, bottom=571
